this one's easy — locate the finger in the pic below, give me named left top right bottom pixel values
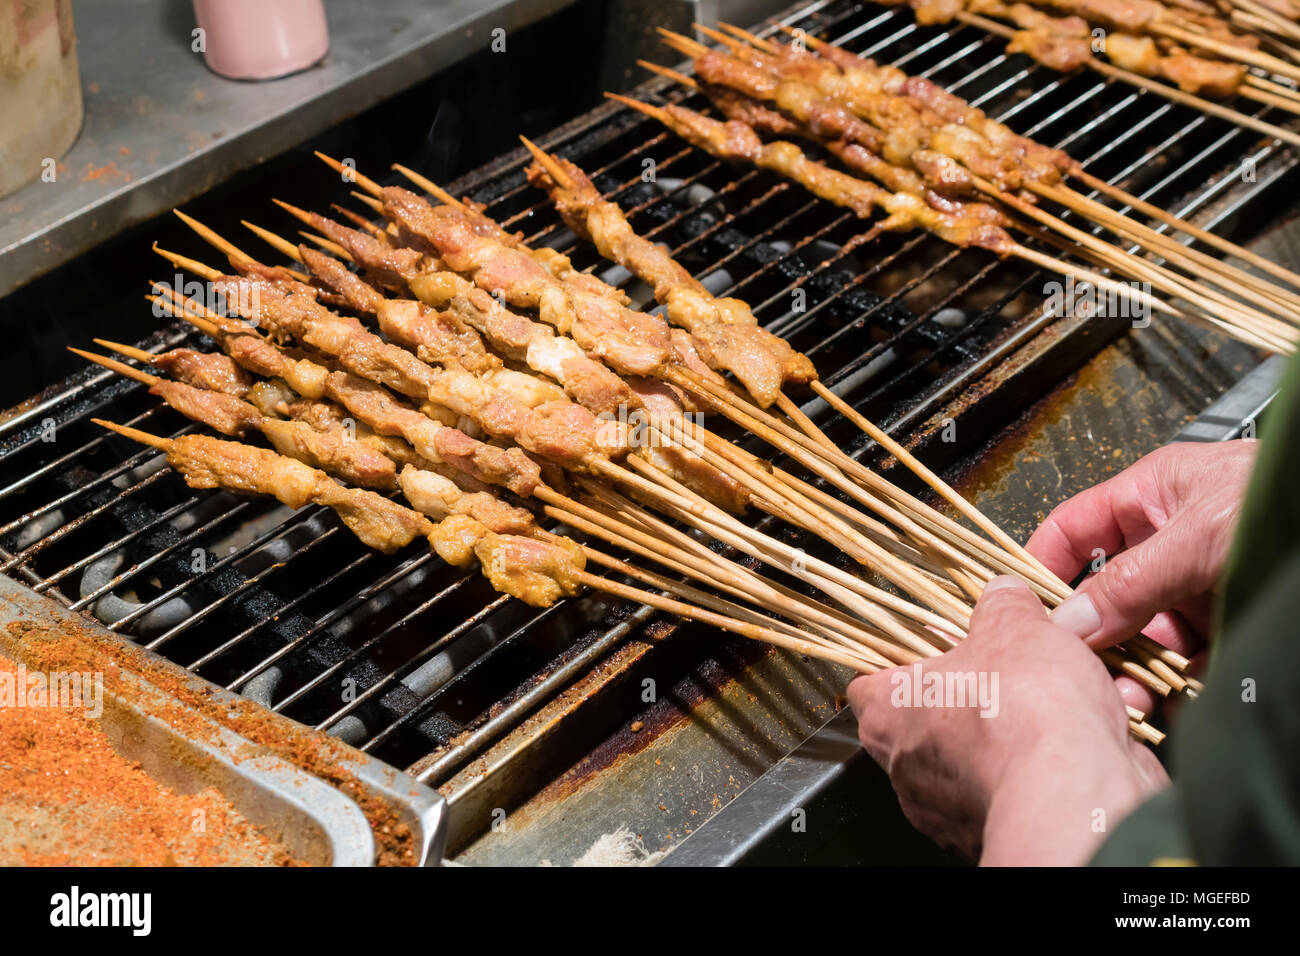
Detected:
left=968, top=574, right=1049, bottom=642
left=1026, top=469, right=1159, bottom=584
left=1114, top=675, right=1157, bottom=716
left=1172, top=594, right=1216, bottom=643
left=846, top=671, right=899, bottom=765
left=1141, top=609, right=1205, bottom=660
left=847, top=670, right=894, bottom=720
left=1049, top=512, right=1220, bottom=650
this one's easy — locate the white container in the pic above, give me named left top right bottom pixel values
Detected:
left=0, top=0, right=83, bottom=199
left=193, top=0, right=330, bottom=81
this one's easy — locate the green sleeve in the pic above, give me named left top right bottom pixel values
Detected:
left=1091, top=551, right=1300, bottom=865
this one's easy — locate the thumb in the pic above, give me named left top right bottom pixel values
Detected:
left=969, top=574, right=1049, bottom=640
left=1049, top=514, right=1217, bottom=650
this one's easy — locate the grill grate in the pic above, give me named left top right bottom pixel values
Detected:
left=0, top=0, right=1293, bottom=835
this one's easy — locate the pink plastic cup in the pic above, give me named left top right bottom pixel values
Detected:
left=192, top=0, right=329, bottom=81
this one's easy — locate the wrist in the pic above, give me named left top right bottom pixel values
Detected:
left=980, top=734, right=1161, bottom=866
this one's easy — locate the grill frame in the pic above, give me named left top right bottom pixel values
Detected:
left=0, top=0, right=1294, bottom=859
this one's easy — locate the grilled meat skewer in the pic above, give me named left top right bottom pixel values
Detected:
left=71, top=347, right=398, bottom=490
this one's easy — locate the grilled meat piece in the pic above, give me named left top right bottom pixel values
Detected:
left=151, top=348, right=252, bottom=397
left=473, top=531, right=586, bottom=607
left=381, top=187, right=671, bottom=377
left=397, top=465, right=535, bottom=534
left=149, top=380, right=262, bottom=437
left=164, top=435, right=428, bottom=553
left=1007, top=29, right=1094, bottom=70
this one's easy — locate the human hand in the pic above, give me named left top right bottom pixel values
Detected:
left=848, top=576, right=1168, bottom=865
left=1027, top=440, right=1256, bottom=713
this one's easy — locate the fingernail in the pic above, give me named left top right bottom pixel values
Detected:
left=982, top=574, right=1029, bottom=595
left=1051, top=592, right=1102, bottom=638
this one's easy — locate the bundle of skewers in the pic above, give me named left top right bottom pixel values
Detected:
left=74, top=117, right=1205, bottom=744
left=611, top=21, right=1300, bottom=355
left=882, top=0, right=1300, bottom=147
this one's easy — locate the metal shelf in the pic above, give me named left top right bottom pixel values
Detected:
left=0, top=0, right=573, bottom=299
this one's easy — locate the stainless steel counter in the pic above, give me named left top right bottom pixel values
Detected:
left=0, top=0, right=575, bottom=299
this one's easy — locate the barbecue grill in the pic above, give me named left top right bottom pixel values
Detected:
left=0, top=0, right=1291, bottom=865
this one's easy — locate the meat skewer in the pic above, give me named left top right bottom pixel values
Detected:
left=301, top=189, right=1191, bottom=697
left=671, top=28, right=1300, bottom=337
left=508, top=126, right=1191, bottom=690
left=284, top=162, right=1190, bottom=686
left=69, top=347, right=399, bottom=490
left=148, top=258, right=967, bottom=656
left=90, top=314, right=910, bottom=658
left=92, top=337, right=443, bottom=476
left=90, top=419, right=880, bottom=670
left=659, top=36, right=1300, bottom=324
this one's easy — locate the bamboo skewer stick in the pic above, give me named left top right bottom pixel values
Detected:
left=68, top=348, right=161, bottom=388
left=602, top=454, right=958, bottom=653
left=1226, top=0, right=1300, bottom=44
left=1071, top=169, right=1300, bottom=293
left=91, top=338, right=158, bottom=364
left=1238, top=82, right=1300, bottom=114
left=1015, top=217, right=1294, bottom=352
left=1245, top=73, right=1300, bottom=101
left=1149, top=21, right=1300, bottom=84
left=242, top=220, right=305, bottom=262
left=582, top=477, right=927, bottom=645
left=541, top=488, right=904, bottom=662
left=1031, top=183, right=1300, bottom=318
left=648, top=414, right=975, bottom=626
left=957, top=12, right=1300, bottom=149
left=575, top=545, right=885, bottom=668
left=972, top=175, right=1299, bottom=350
left=672, top=366, right=1071, bottom=597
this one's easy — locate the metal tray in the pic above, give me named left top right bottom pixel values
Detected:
left=0, top=575, right=446, bottom=866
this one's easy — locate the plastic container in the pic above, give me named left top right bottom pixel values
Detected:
left=193, top=0, right=329, bottom=81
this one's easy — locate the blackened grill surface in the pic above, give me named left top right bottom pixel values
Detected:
left=0, top=0, right=1294, bottom=843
